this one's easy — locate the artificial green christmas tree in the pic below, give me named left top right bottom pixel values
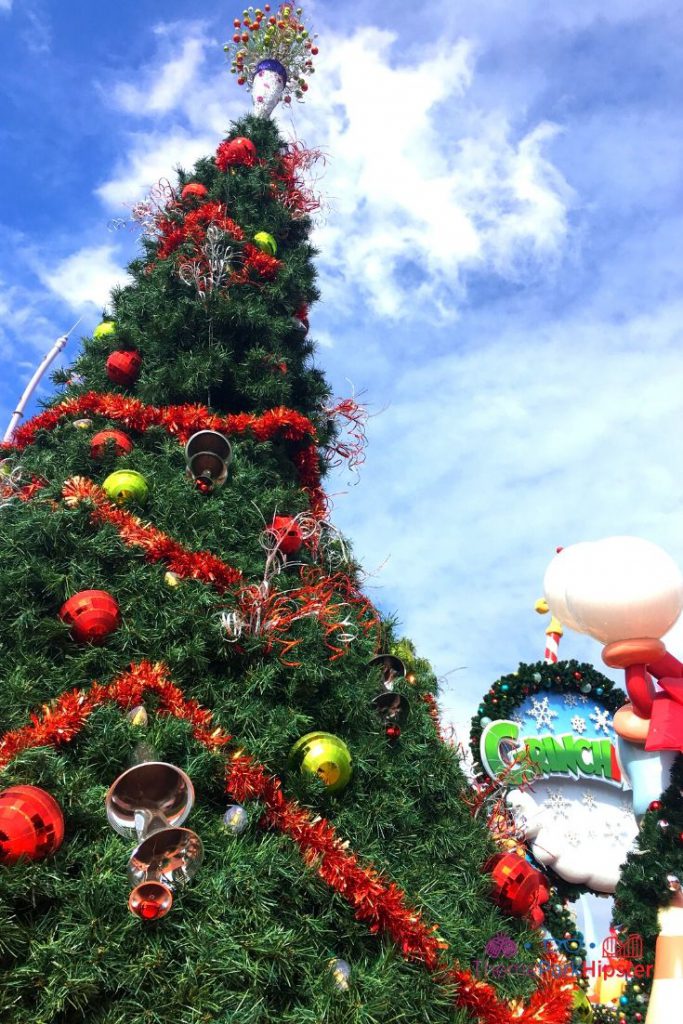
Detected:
left=0, top=9, right=578, bottom=1024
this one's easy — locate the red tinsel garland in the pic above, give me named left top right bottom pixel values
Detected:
left=60, top=477, right=369, bottom=666
left=422, top=693, right=444, bottom=741
left=2, top=391, right=327, bottom=518
left=62, top=476, right=244, bottom=591
left=0, top=661, right=574, bottom=1024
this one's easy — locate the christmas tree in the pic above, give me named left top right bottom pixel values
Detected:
left=0, top=8, right=576, bottom=1023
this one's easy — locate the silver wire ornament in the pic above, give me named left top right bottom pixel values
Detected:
left=177, top=225, right=245, bottom=300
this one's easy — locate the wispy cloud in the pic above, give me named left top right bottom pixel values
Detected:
left=92, top=21, right=573, bottom=326
left=37, top=244, right=131, bottom=311
left=112, top=35, right=208, bottom=116
left=95, top=131, right=216, bottom=209
left=0, top=277, right=58, bottom=360
left=21, top=4, right=51, bottom=54
left=0, top=0, right=12, bottom=11
left=296, top=29, right=572, bottom=321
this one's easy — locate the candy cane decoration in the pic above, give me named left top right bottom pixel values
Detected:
left=534, top=598, right=563, bottom=664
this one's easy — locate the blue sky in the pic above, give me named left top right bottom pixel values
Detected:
left=2, top=0, right=683, bottom=742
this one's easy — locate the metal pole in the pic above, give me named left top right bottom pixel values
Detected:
left=3, top=317, right=82, bottom=444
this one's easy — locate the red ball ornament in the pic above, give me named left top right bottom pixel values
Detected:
left=0, top=786, right=65, bottom=864
left=486, top=852, right=549, bottom=926
left=649, top=800, right=663, bottom=812
left=59, top=589, right=121, bottom=644
left=215, top=136, right=257, bottom=171
left=106, top=349, right=142, bottom=387
left=574, top=671, right=582, bottom=680
left=181, top=182, right=208, bottom=200
left=386, top=725, right=401, bottom=741
left=89, top=430, right=133, bottom=461
left=267, top=515, right=303, bottom=555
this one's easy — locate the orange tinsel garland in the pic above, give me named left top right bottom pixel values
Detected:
left=62, top=476, right=244, bottom=592
left=2, top=391, right=327, bottom=518
left=0, top=661, right=573, bottom=1024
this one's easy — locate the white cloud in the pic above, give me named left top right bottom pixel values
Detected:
left=92, top=21, right=571, bottom=320
left=0, top=0, right=11, bottom=10
left=0, top=279, right=57, bottom=360
left=112, top=36, right=208, bottom=116
left=39, top=245, right=130, bottom=311
left=291, top=28, right=572, bottom=321
left=95, top=131, right=216, bottom=209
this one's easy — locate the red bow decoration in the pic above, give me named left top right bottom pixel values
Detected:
left=636, top=651, right=683, bottom=751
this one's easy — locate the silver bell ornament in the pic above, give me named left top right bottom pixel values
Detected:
left=372, top=692, right=410, bottom=726
left=185, top=430, right=232, bottom=493
left=106, top=761, right=203, bottom=918
left=367, top=654, right=406, bottom=691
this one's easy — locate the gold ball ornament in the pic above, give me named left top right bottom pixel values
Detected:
left=102, top=470, right=149, bottom=506
left=73, top=418, right=93, bottom=430
left=572, top=988, right=593, bottom=1022
left=127, top=706, right=148, bottom=728
left=93, top=320, right=117, bottom=340
left=289, top=732, right=352, bottom=793
left=164, top=571, right=180, bottom=588
left=253, top=231, right=277, bottom=256
left=328, top=958, right=350, bottom=991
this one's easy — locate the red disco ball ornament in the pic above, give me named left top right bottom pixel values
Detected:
left=216, top=136, right=257, bottom=170
left=181, top=182, right=208, bottom=200
left=89, top=430, right=134, bottom=461
left=267, top=515, right=303, bottom=555
left=486, top=852, right=549, bottom=927
left=0, top=785, right=65, bottom=864
left=59, top=589, right=121, bottom=644
left=106, top=350, right=142, bottom=387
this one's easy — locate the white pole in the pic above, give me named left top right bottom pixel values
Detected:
left=3, top=318, right=82, bottom=444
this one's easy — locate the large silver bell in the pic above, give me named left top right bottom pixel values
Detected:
left=185, top=430, right=232, bottom=489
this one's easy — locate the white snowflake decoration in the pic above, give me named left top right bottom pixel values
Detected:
left=564, top=693, right=578, bottom=708
left=582, top=791, right=598, bottom=811
left=571, top=715, right=587, bottom=735
left=577, top=693, right=590, bottom=704
left=546, top=788, right=571, bottom=819
left=589, top=706, right=613, bottom=736
left=525, top=696, right=558, bottom=731
left=566, top=831, right=581, bottom=848
left=604, top=819, right=629, bottom=845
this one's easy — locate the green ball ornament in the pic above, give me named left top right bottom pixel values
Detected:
left=93, top=320, right=117, bottom=340
left=253, top=231, right=277, bottom=256
left=289, top=732, right=352, bottom=793
left=572, top=988, right=593, bottom=1022
left=102, top=470, right=149, bottom=506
